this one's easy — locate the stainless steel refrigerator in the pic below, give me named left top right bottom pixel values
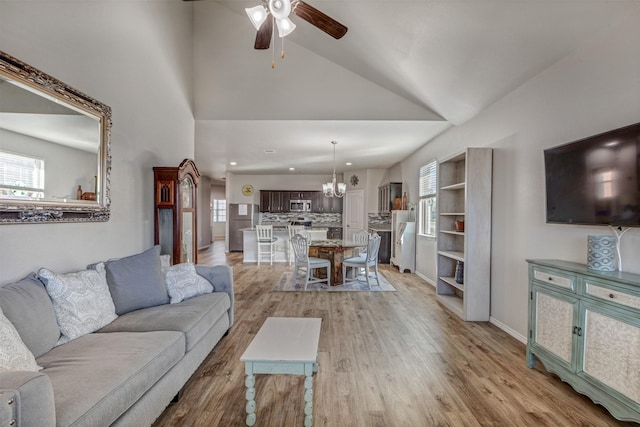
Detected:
left=228, top=204, right=259, bottom=252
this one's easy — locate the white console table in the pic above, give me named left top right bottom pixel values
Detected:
left=527, top=259, right=640, bottom=423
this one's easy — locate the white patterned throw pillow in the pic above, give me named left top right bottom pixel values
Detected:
left=39, top=263, right=117, bottom=345
left=0, top=307, right=41, bottom=372
left=165, top=262, right=213, bottom=304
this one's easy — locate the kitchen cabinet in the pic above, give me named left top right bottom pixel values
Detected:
left=527, top=260, right=640, bottom=423
left=312, top=192, right=343, bottom=213
left=378, top=182, right=402, bottom=213
left=259, top=191, right=289, bottom=212
left=369, top=228, right=391, bottom=263
left=289, top=191, right=314, bottom=199
left=436, top=148, right=492, bottom=321
left=153, top=159, right=200, bottom=265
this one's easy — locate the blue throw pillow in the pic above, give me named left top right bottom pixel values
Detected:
left=104, top=246, right=169, bottom=315
left=0, top=273, right=60, bottom=358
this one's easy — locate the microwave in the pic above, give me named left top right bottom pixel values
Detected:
left=290, top=199, right=312, bottom=212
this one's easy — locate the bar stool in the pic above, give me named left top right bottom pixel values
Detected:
left=256, top=225, right=278, bottom=265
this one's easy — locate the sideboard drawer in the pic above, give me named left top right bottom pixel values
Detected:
left=533, top=267, right=575, bottom=291
left=585, top=282, right=640, bottom=311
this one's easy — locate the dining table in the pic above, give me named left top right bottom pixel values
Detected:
left=308, top=239, right=364, bottom=286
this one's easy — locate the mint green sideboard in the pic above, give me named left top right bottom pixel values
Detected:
left=526, top=259, right=640, bottom=423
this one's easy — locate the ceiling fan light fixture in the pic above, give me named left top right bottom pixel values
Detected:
left=245, top=5, right=268, bottom=31
left=276, top=17, right=296, bottom=38
left=269, top=0, right=291, bottom=20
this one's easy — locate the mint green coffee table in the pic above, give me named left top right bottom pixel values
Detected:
left=240, top=317, right=321, bottom=427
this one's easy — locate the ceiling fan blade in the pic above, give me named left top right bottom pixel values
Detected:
left=293, top=1, right=348, bottom=39
left=254, top=17, right=273, bottom=49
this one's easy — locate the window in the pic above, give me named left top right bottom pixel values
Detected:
left=213, top=199, right=226, bottom=222
left=418, top=160, right=437, bottom=237
left=0, top=150, right=45, bottom=198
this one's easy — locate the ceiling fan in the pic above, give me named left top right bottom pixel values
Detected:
left=245, top=0, right=348, bottom=50
left=183, top=0, right=347, bottom=50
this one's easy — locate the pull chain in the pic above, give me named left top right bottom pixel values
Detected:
left=271, top=19, right=275, bottom=69
left=281, top=37, right=285, bottom=59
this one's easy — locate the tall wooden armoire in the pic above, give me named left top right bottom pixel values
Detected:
left=153, top=159, right=200, bottom=265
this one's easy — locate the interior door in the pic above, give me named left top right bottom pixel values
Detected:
left=344, top=190, right=364, bottom=240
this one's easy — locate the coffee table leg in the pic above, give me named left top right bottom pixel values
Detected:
left=245, top=363, right=256, bottom=426
left=304, top=363, right=314, bottom=427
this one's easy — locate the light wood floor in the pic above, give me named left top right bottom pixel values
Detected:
left=152, top=241, right=635, bottom=427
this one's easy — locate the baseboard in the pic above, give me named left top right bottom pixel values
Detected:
left=489, top=316, right=527, bottom=344
left=415, top=271, right=436, bottom=288
left=198, top=245, right=210, bottom=251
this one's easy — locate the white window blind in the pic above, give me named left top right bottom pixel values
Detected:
left=0, top=150, right=45, bottom=198
left=419, top=161, right=437, bottom=197
left=419, top=160, right=437, bottom=237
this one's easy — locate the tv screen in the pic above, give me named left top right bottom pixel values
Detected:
left=544, top=122, right=640, bottom=227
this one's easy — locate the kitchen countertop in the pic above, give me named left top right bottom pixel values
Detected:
left=241, top=227, right=330, bottom=232
left=368, top=225, right=391, bottom=232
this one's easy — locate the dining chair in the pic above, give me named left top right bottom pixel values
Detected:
left=291, top=233, right=331, bottom=290
left=352, top=229, right=369, bottom=256
left=288, top=225, right=306, bottom=265
left=256, top=225, right=278, bottom=265
left=342, top=233, right=382, bottom=289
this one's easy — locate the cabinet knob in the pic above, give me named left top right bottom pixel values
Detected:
left=609, top=293, right=615, bottom=299
left=548, top=277, right=553, bottom=281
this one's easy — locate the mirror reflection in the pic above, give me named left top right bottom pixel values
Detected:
left=0, top=77, right=101, bottom=203
left=0, top=50, right=111, bottom=223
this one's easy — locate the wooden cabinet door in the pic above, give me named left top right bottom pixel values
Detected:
left=260, top=191, right=271, bottom=212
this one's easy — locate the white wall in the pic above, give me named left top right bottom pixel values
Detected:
left=403, top=10, right=640, bottom=339
left=0, top=2, right=194, bottom=282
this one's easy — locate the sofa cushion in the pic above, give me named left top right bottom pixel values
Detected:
left=38, top=264, right=118, bottom=345
left=0, top=274, right=60, bottom=357
left=0, top=307, right=40, bottom=372
left=105, top=245, right=169, bottom=315
left=165, top=262, right=213, bottom=304
left=99, top=292, right=230, bottom=352
left=36, top=330, right=184, bottom=427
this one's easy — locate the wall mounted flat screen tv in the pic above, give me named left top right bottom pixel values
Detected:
left=544, top=122, right=640, bottom=227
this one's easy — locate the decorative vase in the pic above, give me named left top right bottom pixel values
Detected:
left=401, top=192, right=407, bottom=210
left=587, top=235, right=617, bottom=271
left=455, top=261, right=464, bottom=284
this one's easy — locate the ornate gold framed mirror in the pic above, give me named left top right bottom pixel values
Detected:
left=0, top=50, right=112, bottom=223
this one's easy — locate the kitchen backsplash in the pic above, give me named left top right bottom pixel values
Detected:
left=368, top=212, right=391, bottom=225
left=260, top=212, right=342, bottom=225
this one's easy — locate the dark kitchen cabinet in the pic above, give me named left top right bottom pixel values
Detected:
left=259, top=191, right=289, bottom=212
left=312, top=192, right=343, bottom=213
left=290, top=191, right=314, bottom=199
left=378, top=231, right=391, bottom=263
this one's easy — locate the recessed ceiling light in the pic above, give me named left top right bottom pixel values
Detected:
left=230, top=161, right=237, bottom=166
left=264, top=149, right=276, bottom=154
left=289, top=167, right=295, bottom=171
left=345, top=162, right=352, bottom=166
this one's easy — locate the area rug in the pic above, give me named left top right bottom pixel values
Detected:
left=273, top=270, right=396, bottom=292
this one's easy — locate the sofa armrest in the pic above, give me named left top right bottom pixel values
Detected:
left=195, top=265, right=234, bottom=327
left=0, top=371, right=55, bottom=427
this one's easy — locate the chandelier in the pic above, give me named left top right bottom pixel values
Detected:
left=322, top=141, right=346, bottom=198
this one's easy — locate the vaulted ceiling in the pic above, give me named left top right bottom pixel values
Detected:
left=191, top=0, right=633, bottom=182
